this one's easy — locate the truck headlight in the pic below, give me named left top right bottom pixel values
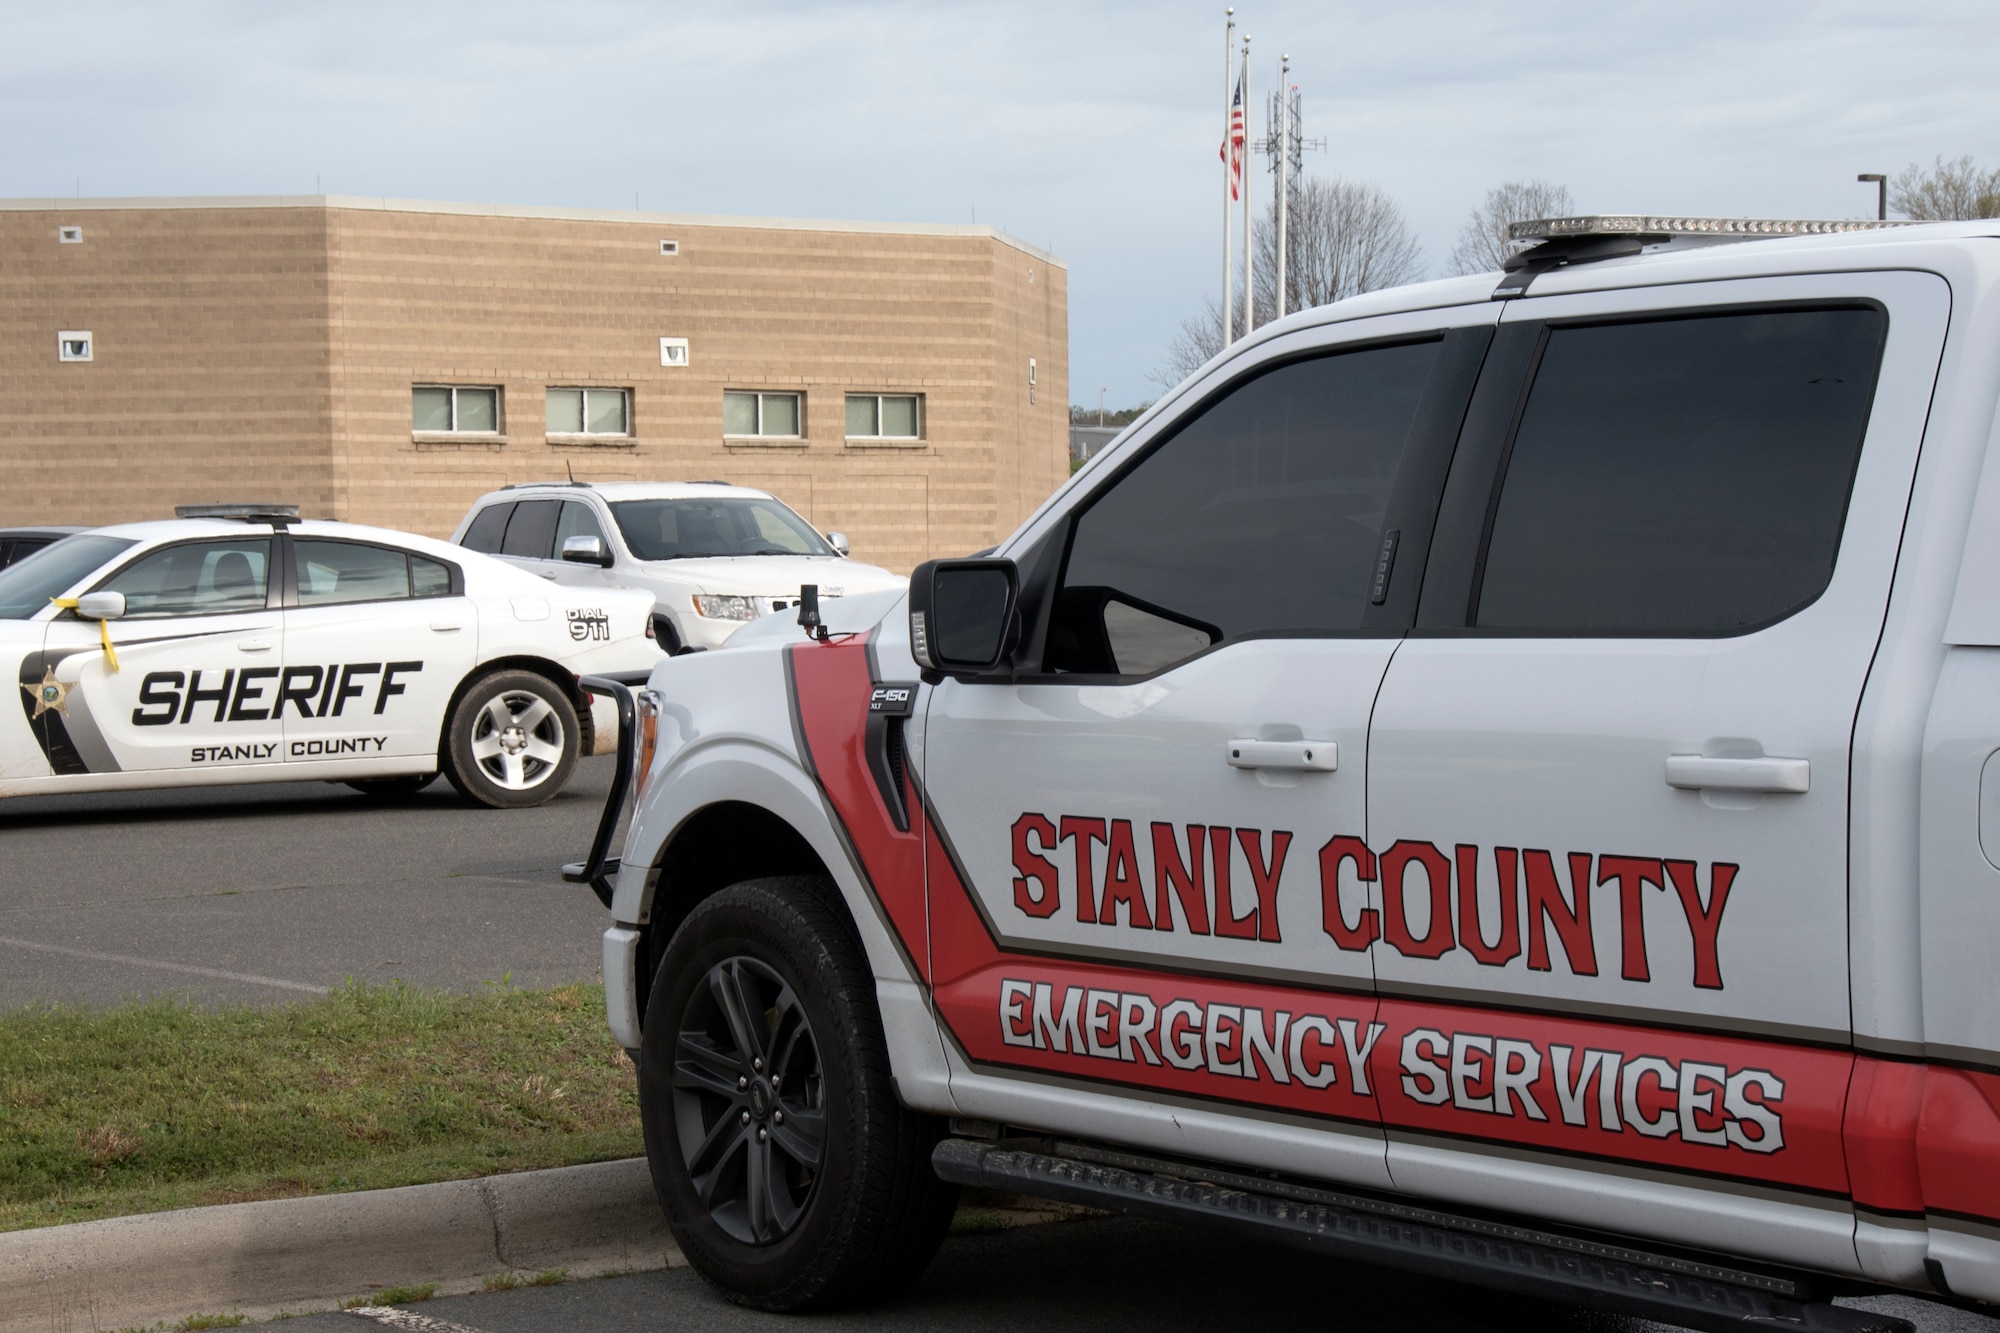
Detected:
left=691, top=594, right=758, bottom=621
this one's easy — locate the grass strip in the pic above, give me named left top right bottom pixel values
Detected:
left=0, top=980, right=642, bottom=1233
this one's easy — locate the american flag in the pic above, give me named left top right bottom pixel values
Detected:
left=1220, top=76, right=1245, bottom=201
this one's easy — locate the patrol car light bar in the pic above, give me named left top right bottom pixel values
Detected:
left=174, top=503, right=301, bottom=521
left=1508, top=215, right=1917, bottom=242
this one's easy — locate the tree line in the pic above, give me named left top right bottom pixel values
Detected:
left=1144, top=155, right=2000, bottom=389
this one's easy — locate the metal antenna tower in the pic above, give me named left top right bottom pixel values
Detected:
left=1255, top=61, right=1325, bottom=318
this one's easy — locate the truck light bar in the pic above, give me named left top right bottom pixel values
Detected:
left=1509, top=215, right=1917, bottom=242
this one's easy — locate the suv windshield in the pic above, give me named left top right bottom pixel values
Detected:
left=610, top=498, right=831, bottom=560
left=0, top=534, right=135, bottom=620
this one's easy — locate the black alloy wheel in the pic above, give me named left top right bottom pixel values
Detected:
left=674, top=955, right=826, bottom=1244
left=638, top=876, right=958, bottom=1310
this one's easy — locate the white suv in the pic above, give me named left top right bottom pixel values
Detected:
left=571, top=216, right=2000, bottom=1328
left=450, top=482, right=905, bottom=653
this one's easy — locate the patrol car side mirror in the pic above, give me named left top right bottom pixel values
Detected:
left=825, top=531, right=850, bottom=557
left=909, top=558, right=1019, bottom=678
left=74, top=591, right=125, bottom=620
left=561, top=534, right=614, bottom=568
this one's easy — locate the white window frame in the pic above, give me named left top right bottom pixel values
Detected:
left=844, top=392, right=923, bottom=440
left=412, top=384, right=503, bottom=436
left=723, top=390, right=806, bottom=439
left=546, top=386, right=633, bottom=440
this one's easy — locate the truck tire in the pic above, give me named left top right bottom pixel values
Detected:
left=638, top=875, right=957, bottom=1311
left=439, top=670, right=579, bottom=809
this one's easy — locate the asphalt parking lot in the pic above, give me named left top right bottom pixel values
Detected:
left=260, top=1214, right=1988, bottom=1333
left=0, top=757, right=620, bottom=1009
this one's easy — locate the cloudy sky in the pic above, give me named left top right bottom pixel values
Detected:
left=4, top=1, right=1996, bottom=402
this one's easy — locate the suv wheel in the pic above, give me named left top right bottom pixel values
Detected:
left=440, top=670, right=579, bottom=808
left=639, top=876, right=957, bottom=1310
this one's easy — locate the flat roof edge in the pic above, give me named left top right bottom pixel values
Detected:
left=0, top=193, right=1065, bottom=267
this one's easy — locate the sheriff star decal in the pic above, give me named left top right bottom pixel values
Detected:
left=22, top=667, right=72, bottom=718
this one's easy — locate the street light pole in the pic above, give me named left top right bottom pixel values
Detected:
left=1858, top=173, right=1887, bottom=222
left=1098, top=388, right=1108, bottom=428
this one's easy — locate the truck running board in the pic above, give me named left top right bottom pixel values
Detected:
left=931, top=1138, right=1912, bottom=1333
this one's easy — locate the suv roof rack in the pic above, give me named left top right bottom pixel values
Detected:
left=174, top=503, right=301, bottom=525
left=499, top=481, right=594, bottom=490
left=1492, top=213, right=1918, bottom=299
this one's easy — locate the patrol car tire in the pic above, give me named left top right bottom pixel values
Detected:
left=440, top=670, right=579, bottom=809
left=638, top=876, right=957, bottom=1312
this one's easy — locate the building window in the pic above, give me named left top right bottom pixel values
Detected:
left=846, top=394, right=921, bottom=439
left=57, top=331, right=92, bottom=362
left=413, top=385, right=501, bottom=434
left=547, top=387, right=631, bottom=437
left=724, top=390, right=802, bottom=438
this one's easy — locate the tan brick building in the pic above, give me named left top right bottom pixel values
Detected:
left=0, top=196, right=1069, bottom=573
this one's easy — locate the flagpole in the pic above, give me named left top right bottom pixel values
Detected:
left=1221, top=8, right=1236, bottom=348
left=1241, top=36, right=1253, bottom=338
left=1277, top=54, right=1289, bottom=321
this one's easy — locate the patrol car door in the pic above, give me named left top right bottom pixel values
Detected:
left=1364, top=274, right=1949, bottom=1265
left=280, top=538, right=477, bottom=764
left=39, top=536, right=284, bottom=775
left=919, top=312, right=1493, bottom=1183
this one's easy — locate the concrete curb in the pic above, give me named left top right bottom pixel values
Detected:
left=0, top=1158, right=679, bottom=1333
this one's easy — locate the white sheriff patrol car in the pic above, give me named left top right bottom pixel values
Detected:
left=571, top=216, right=2000, bottom=1327
left=2, top=506, right=657, bottom=807
left=448, top=481, right=906, bottom=654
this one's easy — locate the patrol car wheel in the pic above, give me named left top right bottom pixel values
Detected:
left=441, top=670, right=579, bottom=809
left=638, top=876, right=957, bottom=1311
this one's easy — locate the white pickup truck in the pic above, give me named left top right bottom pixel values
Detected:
left=569, top=215, right=2000, bottom=1330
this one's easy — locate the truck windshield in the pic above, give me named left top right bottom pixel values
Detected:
left=0, top=535, right=135, bottom=620
left=610, top=498, right=831, bottom=560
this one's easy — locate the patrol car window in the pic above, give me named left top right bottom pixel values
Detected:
left=1474, top=307, right=1886, bottom=634
left=608, top=498, right=832, bottom=560
left=295, top=541, right=412, bottom=606
left=461, top=503, right=513, bottom=554
left=412, top=556, right=453, bottom=598
left=0, top=535, right=135, bottom=619
left=555, top=501, right=606, bottom=549
left=98, top=539, right=271, bottom=618
left=500, top=500, right=559, bottom=559
left=1045, top=339, right=1443, bottom=674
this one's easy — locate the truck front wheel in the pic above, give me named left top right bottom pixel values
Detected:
left=638, top=875, right=957, bottom=1310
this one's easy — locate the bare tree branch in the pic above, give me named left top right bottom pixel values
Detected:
left=1149, top=177, right=1424, bottom=392
left=1448, top=180, right=1576, bottom=276
left=1890, top=155, right=2000, bottom=221
left=1147, top=298, right=1225, bottom=391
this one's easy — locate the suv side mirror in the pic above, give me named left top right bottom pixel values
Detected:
left=825, top=531, right=850, bottom=557
left=909, top=558, right=1019, bottom=677
left=74, top=591, right=125, bottom=620
left=561, top=534, right=614, bottom=567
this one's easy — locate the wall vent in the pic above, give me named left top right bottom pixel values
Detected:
left=660, top=239, right=679, bottom=256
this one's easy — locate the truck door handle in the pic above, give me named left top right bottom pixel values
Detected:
left=236, top=639, right=273, bottom=653
left=1227, top=739, right=1337, bottom=772
left=430, top=620, right=464, bottom=633
left=1665, top=754, right=1810, bottom=794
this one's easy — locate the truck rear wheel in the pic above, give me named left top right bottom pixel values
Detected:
left=638, top=875, right=957, bottom=1310
left=440, top=669, right=578, bottom=809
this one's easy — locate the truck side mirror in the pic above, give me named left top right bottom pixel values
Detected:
left=825, top=531, right=850, bottom=557
left=74, top=591, right=125, bottom=620
left=909, top=558, right=1019, bottom=677
left=561, top=534, right=614, bottom=567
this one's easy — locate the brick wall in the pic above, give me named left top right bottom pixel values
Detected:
left=0, top=197, right=1070, bottom=573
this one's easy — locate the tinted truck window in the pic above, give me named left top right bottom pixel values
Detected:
left=1046, top=339, right=1441, bottom=674
left=1475, top=308, right=1885, bottom=634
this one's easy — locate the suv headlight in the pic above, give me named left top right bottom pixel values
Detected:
left=691, top=594, right=758, bottom=621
